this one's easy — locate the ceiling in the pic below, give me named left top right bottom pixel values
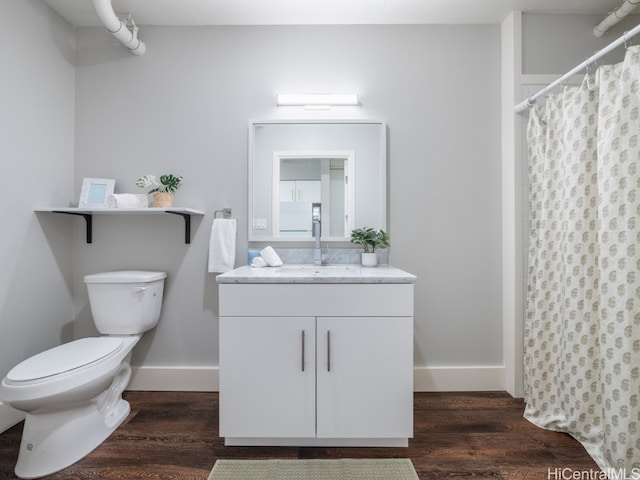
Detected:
left=42, top=0, right=627, bottom=27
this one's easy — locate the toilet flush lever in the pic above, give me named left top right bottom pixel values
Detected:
left=132, top=287, right=147, bottom=294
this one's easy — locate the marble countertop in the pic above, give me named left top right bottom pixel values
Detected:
left=216, top=264, right=416, bottom=284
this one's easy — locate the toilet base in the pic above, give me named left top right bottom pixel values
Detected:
left=14, top=397, right=130, bottom=479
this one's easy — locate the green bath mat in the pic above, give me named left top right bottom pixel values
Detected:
left=208, top=458, right=419, bottom=480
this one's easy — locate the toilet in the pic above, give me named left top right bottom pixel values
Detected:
left=0, top=270, right=166, bottom=479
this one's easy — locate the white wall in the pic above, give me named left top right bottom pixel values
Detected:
left=72, top=24, right=503, bottom=389
left=501, top=11, right=523, bottom=398
left=0, top=0, right=76, bottom=429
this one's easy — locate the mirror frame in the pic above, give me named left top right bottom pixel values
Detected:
left=248, top=119, right=387, bottom=243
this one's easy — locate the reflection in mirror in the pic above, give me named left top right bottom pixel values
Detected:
left=274, top=152, right=355, bottom=238
left=249, top=120, right=386, bottom=242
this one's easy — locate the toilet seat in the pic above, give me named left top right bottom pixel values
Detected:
left=5, top=337, right=125, bottom=385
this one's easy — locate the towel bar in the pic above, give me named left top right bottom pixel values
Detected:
left=214, top=208, right=232, bottom=219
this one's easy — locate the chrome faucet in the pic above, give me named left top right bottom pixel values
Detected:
left=312, top=203, right=322, bottom=266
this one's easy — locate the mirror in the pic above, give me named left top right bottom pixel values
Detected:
left=249, top=120, right=386, bottom=242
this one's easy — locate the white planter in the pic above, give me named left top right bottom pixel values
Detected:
left=361, top=252, right=378, bottom=267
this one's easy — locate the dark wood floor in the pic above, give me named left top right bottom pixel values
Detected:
left=0, top=391, right=598, bottom=479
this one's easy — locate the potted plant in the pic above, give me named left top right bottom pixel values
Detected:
left=350, top=227, right=390, bottom=267
left=136, top=174, right=183, bottom=207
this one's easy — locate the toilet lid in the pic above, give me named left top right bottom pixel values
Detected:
left=6, top=337, right=124, bottom=382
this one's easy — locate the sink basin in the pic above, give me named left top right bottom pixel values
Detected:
left=274, top=265, right=356, bottom=275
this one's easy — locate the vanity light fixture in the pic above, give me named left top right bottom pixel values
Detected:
left=276, top=94, right=359, bottom=109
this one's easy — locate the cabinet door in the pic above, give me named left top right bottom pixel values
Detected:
left=296, top=180, right=321, bottom=203
left=279, top=180, right=297, bottom=202
left=316, top=316, right=413, bottom=438
left=219, top=316, right=316, bottom=438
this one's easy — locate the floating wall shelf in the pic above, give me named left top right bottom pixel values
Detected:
left=35, top=208, right=206, bottom=244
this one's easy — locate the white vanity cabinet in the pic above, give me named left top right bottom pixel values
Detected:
left=217, top=269, right=415, bottom=448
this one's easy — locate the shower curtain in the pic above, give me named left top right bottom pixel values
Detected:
left=525, top=45, right=640, bottom=471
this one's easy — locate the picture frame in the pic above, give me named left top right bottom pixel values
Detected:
left=78, top=178, right=115, bottom=208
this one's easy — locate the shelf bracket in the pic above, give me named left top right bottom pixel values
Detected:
left=52, top=211, right=93, bottom=243
left=165, top=211, right=193, bottom=244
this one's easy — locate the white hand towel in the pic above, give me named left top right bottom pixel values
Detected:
left=208, top=218, right=237, bottom=273
left=260, top=246, right=283, bottom=267
left=251, top=257, right=267, bottom=268
left=107, top=193, right=149, bottom=208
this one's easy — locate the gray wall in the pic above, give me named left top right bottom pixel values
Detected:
left=73, top=24, right=503, bottom=369
left=0, top=0, right=75, bottom=425
left=522, top=13, right=639, bottom=74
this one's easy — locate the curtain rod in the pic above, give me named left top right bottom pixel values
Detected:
left=514, top=22, right=640, bottom=114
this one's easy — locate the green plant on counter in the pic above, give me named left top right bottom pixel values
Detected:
left=136, top=174, right=183, bottom=194
left=350, top=227, right=390, bottom=253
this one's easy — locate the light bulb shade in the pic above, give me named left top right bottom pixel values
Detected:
left=276, top=94, right=359, bottom=107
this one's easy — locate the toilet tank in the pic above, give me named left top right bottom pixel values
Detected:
left=84, top=271, right=167, bottom=335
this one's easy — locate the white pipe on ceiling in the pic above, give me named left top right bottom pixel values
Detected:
left=92, top=0, right=146, bottom=55
left=594, top=0, right=640, bottom=37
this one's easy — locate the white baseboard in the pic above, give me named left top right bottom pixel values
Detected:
left=0, top=366, right=506, bottom=434
left=127, top=365, right=505, bottom=393
left=0, top=402, right=25, bottom=434
left=413, top=366, right=505, bottom=392
left=129, top=366, right=220, bottom=391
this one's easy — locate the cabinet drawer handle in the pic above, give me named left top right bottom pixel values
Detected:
left=327, top=330, right=331, bottom=372
left=301, top=330, right=305, bottom=372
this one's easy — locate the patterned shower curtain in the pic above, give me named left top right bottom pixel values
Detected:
left=525, top=46, right=640, bottom=471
